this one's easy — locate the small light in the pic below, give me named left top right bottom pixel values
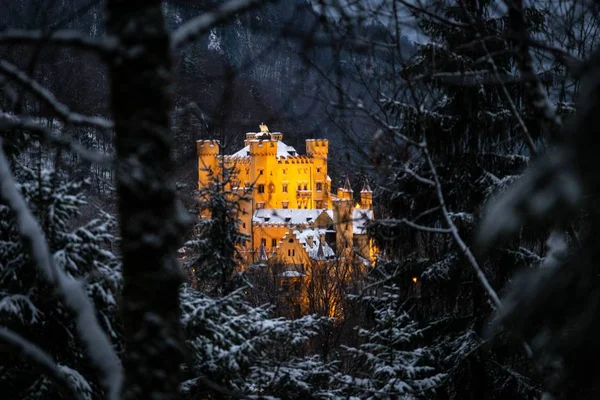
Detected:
left=412, top=277, right=418, bottom=284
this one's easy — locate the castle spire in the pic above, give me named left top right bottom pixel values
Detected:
left=316, top=240, right=325, bottom=259
left=361, top=180, right=372, bottom=193
left=342, top=174, right=353, bottom=193
left=360, top=179, right=373, bottom=209
left=258, top=241, right=268, bottom=262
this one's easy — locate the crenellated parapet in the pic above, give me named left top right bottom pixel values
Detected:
left=196, top=139, right=220, bottom=156
left=306, top=139, right=329, bottom=157
left=226, top=156, right=251, bottom=165
left=248, top=139, right=278, bottom=157
left=277, top=155, right=314, bottom=164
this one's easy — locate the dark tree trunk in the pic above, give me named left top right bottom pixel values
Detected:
left=105, top=1, right=186, bottom=398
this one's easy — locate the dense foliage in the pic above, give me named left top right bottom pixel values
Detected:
left=0, top=161, right=122, bottom=399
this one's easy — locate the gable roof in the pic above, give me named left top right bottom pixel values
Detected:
left=293, top=228, right=335, bottom=260
left=253, top=208, right=330, bottom=226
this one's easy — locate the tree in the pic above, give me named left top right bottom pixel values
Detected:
left=179, top=284, right=334, bottom=399
left=0, top=1, right=277, bottom=399
left=0, top=161, right=122, bottom=399
left=329, top=287, right=444, bottom=400
left=183, top=166, right=249, bottom=295
left=318, top=0, right=575, bottom=397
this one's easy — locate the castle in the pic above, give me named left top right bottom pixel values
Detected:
left=196, top=124, right=375, bottom=272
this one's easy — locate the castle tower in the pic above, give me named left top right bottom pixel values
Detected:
left=306, top=139, right=329, bottom=208
left=248, top=130, right=276, bottom=208
left=197, top=139, right=220, bottom=188
left=337, top=175, right=353, bottom=200
left=360, top=181, right=373, bottom=209
left=333, top=196, right=353, bottom=257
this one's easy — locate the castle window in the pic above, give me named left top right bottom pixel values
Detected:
left=259, top=169, right=264, bottom=175
left=282, top=201, right=289, bottom=209
left=258, top=184, right=265, bottom=193
left=317, top=167, right=321, bottom=173
left=297, top=184, right=301, bottom=191
left=272, top=238, right=277, bottom=248
left=261, top=238, right=267, bottom=247
left=289, top=238, right=294, bottom=243
left=303, top=184, right=308, bottom=190
left=316, top=182, right=323, bottom=192
left=282, top=184, right=288, bottom=193
left=243, top=222, right=246, bottom=229
left=283, top=169, right=287, bottom=175
left=316, top=200, right=323, bottom=209
left=288, top=249, right=295, bottom=257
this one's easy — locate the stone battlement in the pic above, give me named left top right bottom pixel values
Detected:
left=196, top=139, right=220, bottom=156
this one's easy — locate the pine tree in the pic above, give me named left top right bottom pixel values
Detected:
left=329, top=286, right=444, bottom=400
left=333, top=0, right=553, bottom=397
left=179, top=284, right=334, bottom=399
left=183, top=165, right=249, bottom=295
left=0, top=163, right=122, bottom=399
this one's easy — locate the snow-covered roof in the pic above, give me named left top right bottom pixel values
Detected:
left=293, top=228, right=335, bottom=260
left=253, top=208, right=327, bottom=225
left=280, top=270, right=305, bottom=278
left=230, top=145, right=250, bottom=158
left=228, top=140, right=298, bottom=158
left=353, top=209, right=374, bottom=235
left=275, top=141, right=298, bottom=157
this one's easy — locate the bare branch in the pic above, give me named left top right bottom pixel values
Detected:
left=0, top=58, right=113, bottom=130
left=460, top=8, right=537, bottom=155
left=506, top=0, right=563, bottom=133
left=375, top=218, right=452, bottom=234
left=0, top=141, right=122, bottom=400
left=401, top=165, right=435, bottom=186
left=0, top=115, right=113, bottom=166
left=0, top=29, right=118, bottom=55
left=172, top=0, right=272, bottom=50
left=423, top=145, right=503, bottom=309
left=0, top=328, right=86, bottom=400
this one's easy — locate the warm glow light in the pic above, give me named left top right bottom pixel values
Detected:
left=412, top=277, right=418, bottom=284
left=355, top=203, right=360, bottom=209
left=259, top=122, right=269, bottom=132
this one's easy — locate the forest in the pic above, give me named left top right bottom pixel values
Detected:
left=0, top=0, right=599, bottom=399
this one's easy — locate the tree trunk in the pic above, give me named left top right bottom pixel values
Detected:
left=105, top=1, right=186, bottom=398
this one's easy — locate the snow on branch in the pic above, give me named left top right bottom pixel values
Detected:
left=374, top=218, right=452, bottom=234
left=0, top=29, right=118, bottom=55
left=0, top=142, right=122, bottom=400
left=506, top=0, right=562, bottom=133
left=0, top=59, right=113, bottom=130
left=477, top=149, right=580, bottom=250
left=461, top=8, right=536, bottom=155
left=423, top=145, right=503, bottom=309
left=172, top=0, right=273, bottom=50
left=0, top=327, right=86, bottom=400
left=0, top=114, right=113, bottom=166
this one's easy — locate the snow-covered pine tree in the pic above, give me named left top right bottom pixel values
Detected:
left=328, top=286, right=444, bottom=400
left=179, top=284, right=334, bottom=399
left=327, top=0, right=555, bottom=397
left=0, top=161, right=122, bottom=399
left=183, top=165, right=249, bottom=295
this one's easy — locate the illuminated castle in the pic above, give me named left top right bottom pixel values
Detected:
left=196, top=124, right=375, bottom=268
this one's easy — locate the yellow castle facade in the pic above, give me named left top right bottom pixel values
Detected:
left=196, top=124, right=375, bottom=269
